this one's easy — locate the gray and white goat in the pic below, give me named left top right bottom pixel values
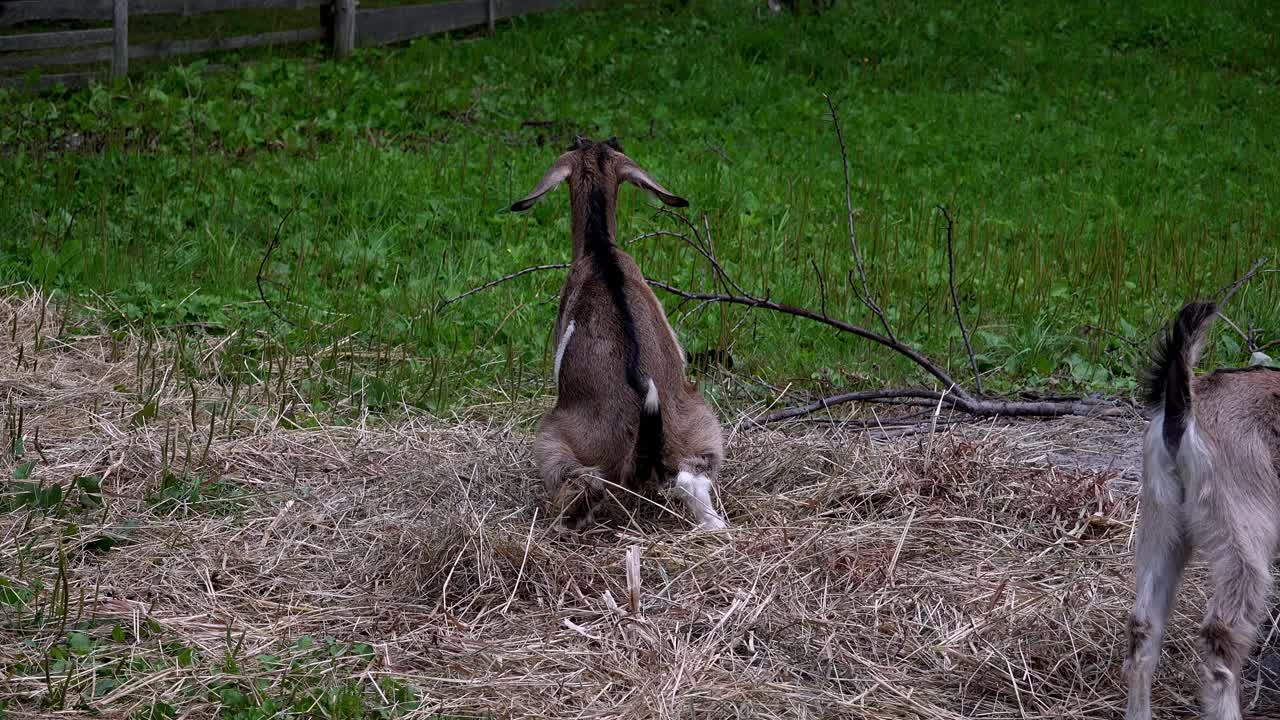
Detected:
left=509, top=135, right=728, bottom=532
left=1125, top=301, right=1280, bottom=720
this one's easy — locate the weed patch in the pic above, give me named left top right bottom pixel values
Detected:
left=0, top=0, right=1275, bottom=411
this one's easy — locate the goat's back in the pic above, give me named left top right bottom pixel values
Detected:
left=1190, top=367, right=1280, bottom=497
left=547, top=248, right=692, bottom=474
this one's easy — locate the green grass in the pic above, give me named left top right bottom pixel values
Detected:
left=1, top=0, right=1278, bottom=412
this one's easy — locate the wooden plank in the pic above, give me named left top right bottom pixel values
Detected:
left=333, top=0, right=355, bottom=58
left=495, top=0, right=571, bottom=20
left=0, top=46, right=112, bottom=71
left=0, top=70, right=107, bottom=90
left=112, top=0, right=128, bottom=78
left=138, top=0, right=328, bottom=14
left=356, top=1, right=488, bottom=47
left=129, top=26, right=324, bottom=59
left=0, top=26, right=322, bottom=70
left=0, top=28, right=113, bottom=52
left=0, top=0, right=327, bottom=26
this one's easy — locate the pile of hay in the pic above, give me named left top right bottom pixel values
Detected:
left=0, top=291, right=1272, bottom=719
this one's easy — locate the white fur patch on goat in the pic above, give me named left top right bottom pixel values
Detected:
left=675, top=471, right=727, bottom=530
left=644, top=379, right=660, bottom=413
left=554, top=320, right=576, bottom=384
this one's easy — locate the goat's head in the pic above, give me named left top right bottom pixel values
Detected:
left=509, top=135, right=688, bottom=213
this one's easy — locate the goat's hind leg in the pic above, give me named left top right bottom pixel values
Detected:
left=668, top=405, right=728, bottom=531
left=1194, top=489, right=1278, bottom=720
left=1125, top=426, right=1191, bottom=720
left=534, top=426, right=604, bottom=532
left=672, top=464, right=727, bottom=531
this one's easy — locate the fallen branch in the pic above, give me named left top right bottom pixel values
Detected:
left=645, top=279, right=969, bottom=400
left=443, top=257, right=1123, bottom=421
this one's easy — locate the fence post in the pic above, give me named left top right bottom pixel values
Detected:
left=488, top=0, right=496, bottom=33
left=333, top=0, right=356, bottom=58
left=112, top=0, right=129, bottom=79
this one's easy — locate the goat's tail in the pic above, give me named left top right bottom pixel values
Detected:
left=1141, top=301, right=1217, bottom=455
left=633, top=379, right=666, bottom=485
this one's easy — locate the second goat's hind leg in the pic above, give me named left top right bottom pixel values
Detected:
left=1197, top=539, right=1273, bottom=720
left=534, top=426, right=605, bottom=532
left=1194, top=489, right=1279, bottom=720
left=1125, top=423, right=1191, bottom=720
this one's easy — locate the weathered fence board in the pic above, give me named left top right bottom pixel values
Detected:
left=496, top=0, right=571, bottom=19
left=113, top=0, right=129, bottom=77
left=0, top=0, right=327, bottom=27
left=131, top=26, right=324, bottom=60
left=333, top=0, right=355, bottom=57
left=0, top=70, right=107, bottom=90
left=0, top=29, right=113, bottom=53
left=0, top=45, right=112, bottom=71
left=356, top=1, right=489, bottom=48
left=0, top=27, right=322, bottom=71
left=356, top=0, right=569, bottom=47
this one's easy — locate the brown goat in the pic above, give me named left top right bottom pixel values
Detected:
left=510, top=136, right=728, bottom=532
left=1125, top=302, right=1280, bottom=720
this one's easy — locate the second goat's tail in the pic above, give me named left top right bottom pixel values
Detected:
left=1141, top=301, right=1217, bottom=455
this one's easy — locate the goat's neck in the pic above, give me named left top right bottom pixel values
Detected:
left=569, top=183, right=618, bottom=261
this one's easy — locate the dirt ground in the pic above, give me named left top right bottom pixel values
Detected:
left=3, top=293, right=1279, bottom=719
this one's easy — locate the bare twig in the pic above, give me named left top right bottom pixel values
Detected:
left=761, top=389, right=958, bottom=423
left=754, top=383, right=1119, bottom=423
left=438, top=264, right=570, bottom=308
left=256, top=210, right=299, bottom=329
left=809, top=258, right=829, bottom=319
left=646, top=280, right=1120, bottom=420
left=938, top=205, right=983, bottom=396
left=1203, top=257, right=1271, bottom=355
left=645, top=279, right=968, bottom=399
left=654, top=207, right=749, bottom=297
left=1216, top=312, right=1257, bottom=353
left=1216, top=256, right=1268, bottom=308
left=825, top=94, right=896, bottom=341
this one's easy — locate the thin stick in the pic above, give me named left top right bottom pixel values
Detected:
left=809, top=258, right=828, bottom=319
left=438, top=263, right=570, bottom=308
left=654, top=207, right=749, bottom=298
left=760, top=388, right=955, bottom=423
left=1216, top=312, right=1256, bottom=353
left=1216, top=256, right=1269, bottom=308
left=939, top=205, right=983, bottom=395
left=500, top=508, right=538, bottom=615
left=825, top=94, right=896, bottom=341
left=256, top=210, right=299, bottom=328
left=646, top=279, right=968, bottom=399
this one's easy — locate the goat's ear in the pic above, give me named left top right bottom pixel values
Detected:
left=510, top=160, right=571, bottom=212
left=619, top=162, right=689, bottom=208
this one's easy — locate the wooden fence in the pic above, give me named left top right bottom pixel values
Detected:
left=0, top=0, right=572, bottom=89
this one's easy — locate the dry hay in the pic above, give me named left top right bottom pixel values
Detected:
left=0, top=290, right=1276, bottom=719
